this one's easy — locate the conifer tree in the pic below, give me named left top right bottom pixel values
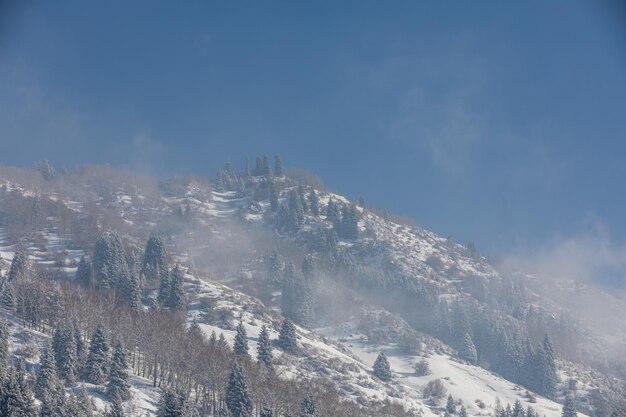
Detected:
left=84, top=324, right=110, bottom=384
left=326, top=199, right=340, bottom=227
left=373, top=352, right=392, bottom=382
left=540, top=333, right=558, bottom=399
left=266, top=251, right=282, bottom=286
left=256, top=325, right=273, bottom=368
left=76, top=255, right=93, bottom=287
left=8, top=249, right=27, bottom=282
left=226, top=363, right=253, bottom=417
left=141, top=235, right=169, bottom=284
left=106, top=394, right=126, bottom=417
left=92, top=233, right=128, bottom=290
left=269, top=182, right=279, bottom=212
left=35, top=340, right=60, bottom=400
left=0, top=320, right=8, bottom=385
left=218, top=333, right=230, bottom=352
left=108, top=340, right=131, bottom=401
left=254, top=157, right=263, bottom=176
left=53, top=321, right=78, bottom=383
left=446, top=394, right=456, bottom=414
left=77, top=386, right=95, bottom=417
left=262, top=154, right=271, bottom=177
left=459, top=333, right=477, bottom=364
left=299, top=394, right=316, bottom=416
left=277, top=319, right=297, bottom=353
left=561, top=391, right=577, bottom=417
left=512, top=400, right=525, bottom=417
left=308, top=190, right=319, bottom=216
left=0, top=280, right=15, bottom=311
left=157, top=386, right=189, bottom=417
left=233, top=322, right=250, bottom=358
left=157, top=269, right=171, bottom=307
left=167, top=265, right=186, bottom=311
left=274, top=154, right=283, bottom=177
left=0, top=365, right=36, bottom=417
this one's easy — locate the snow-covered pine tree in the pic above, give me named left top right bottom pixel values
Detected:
left=459, top=333, right=478, bottom=364
left=540, top=333, right=558, bottom=399
left=0, top=365, right=37, bottom=417
left=106, top=394, right=126, bottom=417
left=299, top=394, right=316, bottom=416
left=256, top=325, right=273, bottom=368
left=277, top=319, right=297, bottom=353
left=35, top=340, right=60, bottom=400
left=446, top=394, right=456, bottom=414
left=233, top=321, right=250, bottom=358
left=141, top=235, right=169, bottom=285
left=266, top=251, right=282, bottom=286
left=53, top=321, right=78, bottom=383
left=8, top=248, right=27, bottom=282
left=78, top=386, right=95, bottom=417
left=84, top=323, right=110, bottom=384
left=76, top=255, right=93, bottom=287
left=218, top=333, right=230, bottom=352
left=269, top=182, right=279, bottom=212
left=262, top=154, right=271, bottom=177
left=274, top=154, right=283, bottom=177
left=512, top=399, right=525, bottom=417
left=226, top=363, right=253, bottom=417
left=157, top=386, right=189, bottom=417
left=308, top=190, right=319, bottom=216
left=373, top=351, right=392, bottom=382
left=108, top=340, right=131, bottom=401
left=561, top=391, right=577, bottom=417
left=157, top=269, right=171, bottom=307
left=0, top=280, right=15, bottom=311
left=167, top=265, right=186, bottom=311
left=0, top=320, right=8, bottom=386
left=92, top=233, right=129, bottom=290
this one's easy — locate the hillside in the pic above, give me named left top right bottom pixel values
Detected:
left=0, top=161, right=622, bottom=417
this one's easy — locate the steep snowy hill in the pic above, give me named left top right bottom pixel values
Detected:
left=0, top=163, right=621, bottom=416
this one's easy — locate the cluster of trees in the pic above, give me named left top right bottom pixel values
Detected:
left=76, top=234, right=186, bottom=312
left=326, top=199, right=359, bottom=240
left=214, top=154, right=284, bottom=193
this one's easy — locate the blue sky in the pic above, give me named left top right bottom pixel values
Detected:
left=1, top=1, right=626, bottom=257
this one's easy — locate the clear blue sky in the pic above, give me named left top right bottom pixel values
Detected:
left=1, top=1, right=625, bottom=256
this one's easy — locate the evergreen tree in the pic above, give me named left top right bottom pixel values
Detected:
left=167, top=265, right=186, bottom=311
left=512, top=400, right=525, bottom=417
left=106, top=394, right=126, bottom=417
left=540, top=333, right=558, bottom=399
left=92, top=233, right=129, bottom=290
left=233, top=322, right=250, bottom=358
left=281, top=262, right=313, bottom=326
left=339, top=204, right=359, bottom=239
left=256, top=325, right=273, bottom=368
left=446, top=394, right=456, bottom=414
left=326, top=199, right=340, bottom=227
left=0, top=320, right=8, bottom=388
left=157, top=269, right=171, bottom=307
left=299, top=394, right=315, bottom=417
left=254, top=157, right=263, bottom=176
left=301, top=256, right=315, bottom=283
left=8, top=248, right=27, bottom=282
left=269, top=182, right=279, bottom=212
left=157, top=386, right=189, bottom=417
left=226, top=363, right=253, bottom=417
left=76, top=256, right=93, bottom=287
left=0, top=280, right=15, bottom=311
left=108, top=340, right=131, bottom=401
left=218, top=333, right=230, bottom=352
left=35, top=340, right=60, bottom=400
left=262, top=154, right=271, bottom=177
left=285, top=190, right=304, bottom=232
left=53, top=321, right=78, bottom=383
left=561, top=391, right=577, bottom=417
left=141, top=235, right=169, bottom=284
left=84, top=324, right=110, bottom=384
left=77, top=386, right=95, bottom=417
left=308, top=190, right=319, bottom=216
left=459, top=333, right=478, bottom=364
left=0, top=366, right=37, bottom=417
left=277, top=319, right=297, bottom=353
left=266, top=251, right=282, bottom=286
left=373, top=352, right=392, bottom=382
left=274, top=154, right=283, bottom=177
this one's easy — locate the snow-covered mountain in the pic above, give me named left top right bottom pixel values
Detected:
left=0, top=162, right=622, bottom=417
